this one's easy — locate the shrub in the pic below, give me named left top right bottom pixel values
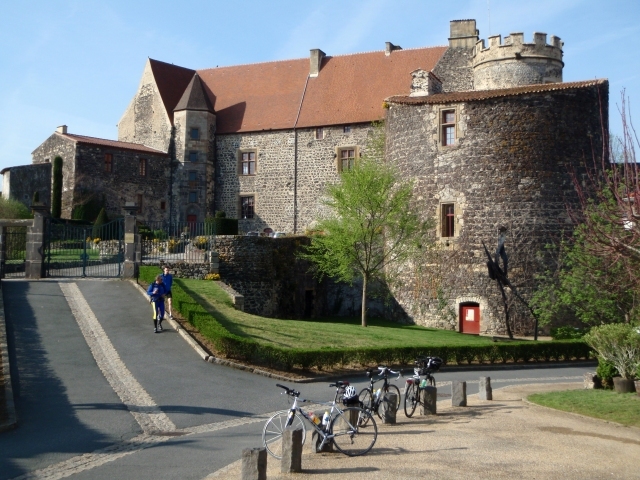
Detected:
left=584, top=323, right=640, bottom=379
left=0, top=197, right=32, bottom=219
left=551, top=326, right=589, bottom=340
left=596, top=359, right=619, bottom=388
left=204, top=273, right=220, bottom=281
left=92, top=208, right=108, bottom=238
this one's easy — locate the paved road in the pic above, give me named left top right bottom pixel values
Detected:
left=0, top=279, right=597, bottom=479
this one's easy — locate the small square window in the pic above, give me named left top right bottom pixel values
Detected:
left=315, top=127, right=324, bottom=140
left=240, top=195, right=255, bottom=219
left=189, top=191, right=197, bottom=203
left=339, top=148, right=356, bottom=171
left=189, top=151, right=198, bottom=162
left=104, top=153, right=113, bottom=173
left=139, top=158, right=147, bottom=176
left=441, top=203, right=455, bottom=237
left=44, top=158, right=50, bottom=163
left=190, top=128, right=200, bottom=140
left=343, top=126, right=351, bottom=134
left=241, top=151, right=256, bottom=175
left=441, top=110, right=456, bottom=146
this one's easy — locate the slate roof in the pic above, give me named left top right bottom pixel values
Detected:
left=149, top=46, right=448, bottom=134
left=174, top=73, right=214, bottom=113
left=386, top=79, right=608, bottom=105
left=58, top=133, right=169, bottom=155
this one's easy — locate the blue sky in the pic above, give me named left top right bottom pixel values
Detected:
left=1, top=0, right=638, bottom=184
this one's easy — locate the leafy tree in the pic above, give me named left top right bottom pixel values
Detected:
left=51, top=156, right=63, bottom=218
left=92, top=207, right=108, bottom=238
left=0, top=197, right=32, bottom=219
left=300, top=122, right=432, bottom=326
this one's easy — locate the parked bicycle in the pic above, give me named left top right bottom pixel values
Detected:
left=262, top=381, right=378, bottom=458
left=403, top=356, right=443, bottom=417
left=358, top=366, right=402, bottom=423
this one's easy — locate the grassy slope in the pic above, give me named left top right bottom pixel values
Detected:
left=528, top=390, right=640, bottom=427
left=176, top=277, right=496, bottom=349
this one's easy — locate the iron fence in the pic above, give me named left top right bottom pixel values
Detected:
left=2, top=226, right=27, bottom=278
left=45, top=218, right=124, bottom=278
left=140, top=221, right=216, bottom=264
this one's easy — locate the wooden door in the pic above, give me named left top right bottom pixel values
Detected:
left=460, top=304, right=480, bottom=334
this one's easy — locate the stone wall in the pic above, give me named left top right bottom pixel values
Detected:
left=2, top=163, right=51, bottom=209
left=385, top=82, right=608, bottom=335
left=432, top=47, right=475, bottom=93
left=215, top=123, right=373, bottom=234
left=74, top=144, right=170, bottom=222
left=31, top=133, right=77, bottom=217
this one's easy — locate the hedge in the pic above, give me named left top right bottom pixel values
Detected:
left=138, top=268, right=594, bottom=371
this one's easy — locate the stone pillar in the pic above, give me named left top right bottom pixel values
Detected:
left=452, top=381, right=467, bottom=407
left=241, top=447, right=267, bottom=480
left=25, top=205, right=48, bottom=279
left=123, top=203, right=139, bottom=279
left=281, top=426, right=303, bottom=473
left=209, top=251, right=219, bottom=274
left=307, top=429, right=333, bottom=454
left=583, top=372, right=601, bottom=389
left=478, top=377, right=493, bottom=401
left=420, top=386, right=437, bottom=415
left=381, top=392, right=398, bottom=424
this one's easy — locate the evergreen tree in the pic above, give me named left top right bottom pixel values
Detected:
left=92, top=207, right=108, bottom=238
left=51, top=156, right=63, bottom=218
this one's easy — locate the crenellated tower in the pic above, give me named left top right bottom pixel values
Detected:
left=473, top=31, right=564, bottom=90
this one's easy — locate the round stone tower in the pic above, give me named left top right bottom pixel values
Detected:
left=473, top=32, right=564, bottom=90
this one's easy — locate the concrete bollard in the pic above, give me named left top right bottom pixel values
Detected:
left=478, top=376, right=493, bottom=401
left=381, top=392, right=398, bottom=424
left=420, top=386, right=437, bottom=415
left=241, top=447, right=267, bottom=480
left=307, top=429, right=333, bottom=454
left=281, top=426, right=303, bottom=473
left=451, top=381, right=467, bottom=407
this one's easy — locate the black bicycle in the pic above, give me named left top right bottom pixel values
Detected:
left=403, top=356, right=443, bottom=417
left=358, top=366, right=402, bottom=423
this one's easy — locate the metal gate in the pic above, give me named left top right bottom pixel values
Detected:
left=1, top=226, right=27, bottom=278
left=45, top=218, right=124, bottom=278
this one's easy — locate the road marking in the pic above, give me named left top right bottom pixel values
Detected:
left=60, top=282, right=175, bottom=434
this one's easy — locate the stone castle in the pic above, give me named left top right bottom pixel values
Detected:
left=3, top=19, right=608, bottom=335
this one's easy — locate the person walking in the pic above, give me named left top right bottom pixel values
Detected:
left=161, top=266, right=174, bottom=319
left=147, top=274, right=167, bottom=333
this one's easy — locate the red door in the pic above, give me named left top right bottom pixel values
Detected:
left=460, top=305, right=480, bottom=334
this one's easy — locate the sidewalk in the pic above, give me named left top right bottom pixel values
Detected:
left=211, top=382, right=640, bottom=480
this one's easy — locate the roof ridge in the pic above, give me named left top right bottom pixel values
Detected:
left=60, top=133, right=166, bottom=153
left=195, top=45, right=446, bottom=72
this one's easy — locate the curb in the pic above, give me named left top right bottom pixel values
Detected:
left=0, top=283, right=18, bottom=432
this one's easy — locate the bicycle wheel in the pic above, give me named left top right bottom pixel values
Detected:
left=404, top=383, right=418, bottom=418
left=358, top=388, right=374, bottom=424
left=384, top=384, right=402, bottom=413
left=262, top=410, right=306, bottom=459
left=330, top=407, right=377, bottom=456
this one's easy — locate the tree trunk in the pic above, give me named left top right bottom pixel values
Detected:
left=361, top=274, right=368, bottom=327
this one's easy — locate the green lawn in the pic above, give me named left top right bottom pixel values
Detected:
left=176, top=277, right=496, bottom=349
left=528, top=389, right=640, bottom=427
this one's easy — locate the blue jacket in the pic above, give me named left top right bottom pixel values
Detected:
left=147, top=282, right=167, bottom=302
left=161, top=273, right=173, bottom=292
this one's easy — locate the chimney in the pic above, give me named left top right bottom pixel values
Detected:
left=56, top=125, right=68, bottom=134
left=310, top=49, right=325, bottom=77
left=410, top=70, right=442, bottom=97
left=385, top=42, right=402, bottom=56
left=449, top=19, right=479, bottom=48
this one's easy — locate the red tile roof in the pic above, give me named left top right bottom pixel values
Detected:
left=60, top=133, right=168, bottom=155
left=149, top=59, right=196, bottom=124
left=150, top=46, right=447, bottom=134
left=387, top=79, right=607, bottom=105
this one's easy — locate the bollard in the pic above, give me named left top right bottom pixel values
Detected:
left=451, top=381, right=467, bottom=407
left=478, top=376, right=493, bottom=401
left=307, top=429, right=334, bottom=454
left=381, top=392, right=398, bottom=424
left=420, top=385, right=437, bottom=415
left=241, top=447, right=267, bottom=480
left=281, top=426, right=303, bottom=473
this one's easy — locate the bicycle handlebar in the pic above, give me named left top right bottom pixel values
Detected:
left=275, top=383, right=300, bottom=398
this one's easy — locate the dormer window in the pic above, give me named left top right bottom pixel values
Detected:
left=190, top=128, right=200, bottom=140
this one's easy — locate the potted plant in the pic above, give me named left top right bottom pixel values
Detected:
left=584, top=323, right=640, bottom=393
